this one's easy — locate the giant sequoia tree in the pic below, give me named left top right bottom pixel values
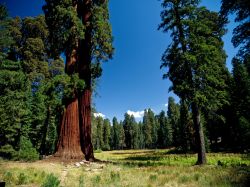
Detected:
left=159, top=0, right=228, bottom=164
left=43, top=0, right=113, bottom=160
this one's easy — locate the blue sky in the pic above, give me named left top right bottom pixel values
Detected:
left=2, top=0, right=237, bottom=121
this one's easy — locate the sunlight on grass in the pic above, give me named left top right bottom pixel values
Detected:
left=0, top=149, right=249, bottom=187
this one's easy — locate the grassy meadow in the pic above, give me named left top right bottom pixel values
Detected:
left=0, top=149, right=249, bottom=187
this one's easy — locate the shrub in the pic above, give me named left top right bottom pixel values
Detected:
left=0, top=144, right=17, bottom=159
left=18, top=136, right=39, bottom=161
left=41, top=173, right=60, bottom=187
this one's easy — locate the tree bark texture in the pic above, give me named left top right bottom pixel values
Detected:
left=192, top=103, right=207, bottom=165
left=54, top=46, right=84, bottom=159
left=78, top=0, right=95, bottom=161
left=54, top=97, right=83, bottom=159
left=79, top=89, right=94, bottom=160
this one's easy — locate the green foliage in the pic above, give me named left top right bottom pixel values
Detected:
left=41, top=173, right=60, bottom=187
left=92, top=116, right=104, bottom=150
left=123, top=113, right=132, bottom=149
left=159, top=1, right=229, bottom=109
left=103, top=119, right=111, bottom=150
left=143, top=109, right=158, bottom=148
left=18, top=136, right=39, bottom=161
left=43, top=0, right=84, bottom=56
left=0, top=144, right=17, bottom=159
left=167, top=97, right=180, bottom=147
left=111, top=117, right=120, bottom=150
left=159, top=0, right=230, bottom=164
left=220, top=0, right=250, bottom=58
left=0, top=57, right=32, bottom=159
left=91, top=1, right=114, bottom=63
left=17, top=172, right=28, bottom=185
left=228, top=58, right=250, bottom=151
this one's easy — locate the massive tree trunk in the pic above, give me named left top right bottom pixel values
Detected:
left=54, top=49, right=84, bottom=160
left=79, top=89, right=94, bottom=160
left=78, top=0, right=95, bottom=161
left=192, top=103, right=207, bottom=165
left=54, top=97, right=83, bottom=159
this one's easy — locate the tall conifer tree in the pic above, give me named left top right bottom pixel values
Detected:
left=159, top=0, right=228, bottom=164
left=43, top=0, right=113, bottom=160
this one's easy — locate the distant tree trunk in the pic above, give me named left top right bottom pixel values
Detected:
left=78, top=0, right=94, bottom=161
left=192, top=103, right=207, bottom=165
left=54, top=50, right=84, bottom=160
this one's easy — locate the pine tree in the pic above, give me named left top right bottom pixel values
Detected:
left=118, top=121, right=125, bottom=150
left=123, top=113, right=133, bottom=149
left=103, top=119, right=111, bottom=150
left=0, top=5, right=35, bottom=159
left=112, top=117, right=120, bottom=150
left=143, top=109, right=152, bottom=148
left=220, top=0, right=250, bottom=58
left=230, top=58, right=250, bottom=150
left=159, top=1, right=229, bottom=164
left=95, top=117, right=104, bottom=150
left=157, top=111, right=172, bottom=148
left=138, top=122, right=145, bottom=149
left=167, top=97, right=180, bottom=148
left=131, top=116, right=139, bottom=149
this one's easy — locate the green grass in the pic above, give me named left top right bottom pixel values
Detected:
left=0, top=149, right=249, bottom=187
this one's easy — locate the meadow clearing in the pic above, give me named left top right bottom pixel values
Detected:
left=0, top=149, right=249, bottom=187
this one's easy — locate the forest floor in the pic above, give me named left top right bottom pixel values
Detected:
left=0, top=149, right=249, bottom=187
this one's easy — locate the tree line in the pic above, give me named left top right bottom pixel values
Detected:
left=92, top=94, right=249, bottom=154
left=0, top=0, right=249, bottom=165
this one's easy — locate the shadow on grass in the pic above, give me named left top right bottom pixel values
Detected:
left=219, top=166, right=250, bottom=187
left=112, top=160, right=167, bottom=168
left=110, top=150, right=157, bottom=155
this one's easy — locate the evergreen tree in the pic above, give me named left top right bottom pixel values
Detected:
left=95, top=117, right=104, bottom=150
left=220, top=0, right=250, bottom=58
left=103, top=119, right=111, bottom=150
left=143, top=109, right=158, bottom=148
left=111, top=117, right=120, bottom=150
left=0, top=5, right=35, bottom=159
left=159, top=1, right=229, bottom=164
left=230, top=58, right=250, bottom=150
left=143, top=109, right=152, bottom=148
left=123, top=113, right=133, bottom=149
left=179, top=100, right=194, bottom=152
left=157, top=111, right=172, bottom=148
left=138, top=122, right=145, bottom=149
left=118, top=121, right=125, bottom=150
left=43, top=0, right=114, bottom=160
left=220, top=0, right=250, bottom=152
left=167, top=97, right=180, bottom=147
left=131, top=116, right=139, bottom=149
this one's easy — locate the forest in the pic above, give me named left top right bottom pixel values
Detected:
left=0, top=0, right=249, bottom=186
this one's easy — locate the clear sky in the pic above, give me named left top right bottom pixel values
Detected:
left=2, top=0, right=237, bottom=121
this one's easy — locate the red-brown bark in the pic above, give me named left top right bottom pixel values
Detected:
left=79, top=89, right=94, bottom=160
left=54, top=97, right=83, bottom=159
left=78, top=0, right=95, bottom=161
left=54, top=47, right=84, bottom=160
